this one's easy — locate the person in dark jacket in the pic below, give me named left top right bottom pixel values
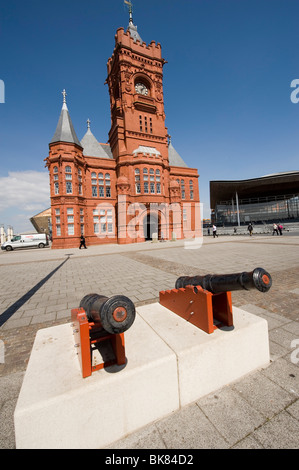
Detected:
left=79, top=235, right=87, bottom=249
left=247, top=222, right=253, bottom=236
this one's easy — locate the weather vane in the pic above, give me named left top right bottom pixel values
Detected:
left=124, top=0, right=133, bottom=24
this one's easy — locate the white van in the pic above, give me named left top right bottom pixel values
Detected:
left=1, top=233, right=49, bottom=251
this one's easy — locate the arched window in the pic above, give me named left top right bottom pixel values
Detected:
left=53, top=166, right=58, bottom=173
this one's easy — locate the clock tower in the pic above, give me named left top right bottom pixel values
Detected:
left=106, top=9, right=169, bottom=174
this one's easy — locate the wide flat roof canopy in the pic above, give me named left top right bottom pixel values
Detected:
left=210, top=171, right=299, bottom=209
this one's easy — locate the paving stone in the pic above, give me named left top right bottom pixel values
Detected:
left=105, top=424, right=167, bottom=449
left=269, top=340, right=290, bottom=362
left=252, top=411, right=299, bottom=449
left=231, top=435, right=264, bottom=449
left=1, top=317, right=32, bottom=330
left=282, top=321, right=299, bottom=336
left=286, top=399, right=299, bottom=420
left=155, top=403, right=229, bottom=449
left=196, top=388, right=265, bottom=446
left=261, top=357, right=299, bottom=396
left=30, top=312, right=57, bottom=324
left=56, top=309, right=72, bottom=320
left=269, top=328, right=298, bottom=351
left=232, top=371, right=295, bottom=418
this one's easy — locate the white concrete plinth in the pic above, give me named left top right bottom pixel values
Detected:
left=138, top=304, right=270, bottom=407
left=14, top=314, right=179, bottom=449
left=14, top=303, right=269, bottom=449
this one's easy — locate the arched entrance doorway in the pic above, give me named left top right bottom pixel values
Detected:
left=143, top=213, right=158, bottom=240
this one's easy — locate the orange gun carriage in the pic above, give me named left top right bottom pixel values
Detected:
left=160, top=268, right=272, bottom=335
left=71, top=294, right=135, bottom=378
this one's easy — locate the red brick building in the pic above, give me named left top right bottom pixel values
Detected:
left=45, top=12, right=200, bottom=249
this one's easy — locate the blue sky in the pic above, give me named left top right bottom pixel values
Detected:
left=1, top=0, right=299, bottom=232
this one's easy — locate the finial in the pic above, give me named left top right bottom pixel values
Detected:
left=62, top=89, right=68, bottom=110
left=87, top=118, right=91, bottom=130
left=124, top=0, right=133, bottom=24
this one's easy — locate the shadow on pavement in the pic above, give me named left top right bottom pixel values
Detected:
left=0, top=255, right=72, bottom=328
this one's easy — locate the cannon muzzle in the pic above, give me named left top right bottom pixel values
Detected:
left=175, top=267, right=272, bottom=294
left=79, top=294, right=136, bottom=334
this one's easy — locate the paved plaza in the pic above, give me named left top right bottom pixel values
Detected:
left=0, top=234, right=299, bottom=448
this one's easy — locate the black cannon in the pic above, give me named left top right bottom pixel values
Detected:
left=79, top=293, right=136, bottom=335
left=175, top=267, right=272, bottom=294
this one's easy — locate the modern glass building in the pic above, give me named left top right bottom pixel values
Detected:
left=210, top=172, right=299, bottom=225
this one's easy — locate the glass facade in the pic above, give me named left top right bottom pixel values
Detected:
left=215, top=193, right=299, bottom=225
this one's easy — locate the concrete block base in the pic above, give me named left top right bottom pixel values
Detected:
left=14, top=314, right=179, bottom=449
left=138, top=304, right=270, bottom=407
left=14, top=304, right=269, bottom=449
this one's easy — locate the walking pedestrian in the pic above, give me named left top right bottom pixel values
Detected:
left=272, top=223, right=278, bottom=236
left=79, top=235, right=87, bottom=249
left=247, top=222, right=253, bottom=236
left=277, top=223, right=283, bottom=235
left=212, top=224, right=218, bottom=238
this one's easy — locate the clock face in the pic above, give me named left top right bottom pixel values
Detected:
left=135, top=82, right=148, bottom=95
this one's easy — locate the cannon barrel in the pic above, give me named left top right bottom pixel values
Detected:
left=79, top=293, right=136, bottom=334
left=175, top=267, right=272, bottom=294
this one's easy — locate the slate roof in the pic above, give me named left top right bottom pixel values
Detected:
left=127, top=21, right=143, bottom=43
left=79, top=140, right=188, bottom=166
left=168, top=142, right=188, bottom=168
left=50, top=102, right=82, bottom=147
left=80, top=128, right=112, bottom=158
left=100, top=143, right=113, bottom=158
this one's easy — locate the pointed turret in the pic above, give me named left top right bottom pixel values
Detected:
left=80, top=119, right=111, bottom=158
left=50, top=90, right=82, bottom=147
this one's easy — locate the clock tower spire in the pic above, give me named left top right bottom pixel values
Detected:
left=124, top=0, right=133, bottom=25
left=106, top=5, right=168, bottom=167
